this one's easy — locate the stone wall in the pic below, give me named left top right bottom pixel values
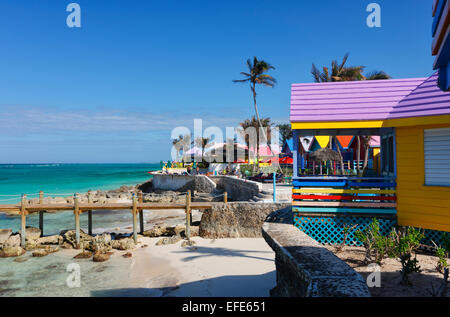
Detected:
left=262, top=208, right=371, bottom=297
left=199, top=202, right=290, bottom=238
left=151, top=174, right=216, bottom=193
left=209, top=176, right=262, bottom=201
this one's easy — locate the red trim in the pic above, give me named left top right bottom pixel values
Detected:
left=292, top=194, right=396, bottom=201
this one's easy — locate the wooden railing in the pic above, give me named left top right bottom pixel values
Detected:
left=0, top=191, right=225, bottom=249
left=292, top=176, right=397, bottom=215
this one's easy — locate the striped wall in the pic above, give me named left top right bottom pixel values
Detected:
left=396, top=123, right=450, bottom=232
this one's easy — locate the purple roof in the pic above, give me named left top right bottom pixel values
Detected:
left=290, top=74, right=450, bottom=122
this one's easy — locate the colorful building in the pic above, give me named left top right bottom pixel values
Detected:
left=290, top=73, right=450, bottom=245
left=433, top=0, right=450, bottom=91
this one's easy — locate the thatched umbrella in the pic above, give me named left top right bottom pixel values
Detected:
left=308, top=148, right=341, bottom=175
left=308, top=148, right=341, bottom=162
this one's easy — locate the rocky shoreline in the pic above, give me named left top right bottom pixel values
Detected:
left=0, top=220, right=200, bottom=262
left=1, top=178, right=227, bottom=217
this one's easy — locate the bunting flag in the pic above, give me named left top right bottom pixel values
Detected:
left=336, top=136, right=354, bottom=149
left=300, top=136, right=314, bottom=152
left=315, top=136, right=330, bottom=148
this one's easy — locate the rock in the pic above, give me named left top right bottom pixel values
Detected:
left=21, top=227, right=41, bottom=241
left=199, top=202, right=290, bottom=238
left=143, top=226, right=169, bottom=237
left=141, top=244, right=148, bottom=248
left=61, top=242, right=73, bottom=249
left=25, top=240, right=38, bottom=250
left=4, top=234, right=20, bottom=248
left=44, top=245, right=59, bottom=254
left=37, top=235, right=62, bottom=245
left=60, top=229, right=93, bottom=249
left=111, top=238, right=136, bottom=250
left=14, top=257, right=28, bottom=263
left=32, top=249, right=49, bottom=257
left=155, top=235, right=182, bottom=246
left=0, top=229, right=12, bottom=246
left=122, top=252, right=132, bottom=258
left=74, top=251, right=92, bottom=259
left=168, top=225, right=186, bottom=236
left=190, top=226, right=199, bottom=237
left=89, top=233, right=112, bottom=253
left=93, top=252, right=110, bottom=262
left=0, top=246, right=26, bottom=257
left=181, top=240, right=196, bottom=247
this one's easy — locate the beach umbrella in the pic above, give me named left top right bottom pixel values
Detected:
left=308, top=148, right=341, bottom=162
left=184, top=147, right=203, bottom=156
left=280, top=157, right=293, bottom=164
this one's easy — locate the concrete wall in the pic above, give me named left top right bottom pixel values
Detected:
left=262, top=208, right=370, bottom=297
left=210, top=176, right=262, bottom=201
left=151, top=174, right=216, bottom=193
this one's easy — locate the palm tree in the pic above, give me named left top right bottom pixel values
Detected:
left=311, top=53, right=390, bottom=83
left=172, top=134, right=190, bottom=162
left=311, top=54, right=390, bottom=176
left=233, top=57, right=277, bottom=164
left=192, top=137, right=211, bottom=161
left=239, top=116, right=272, bottom=167
left=277, top=123, right=293, bottom=145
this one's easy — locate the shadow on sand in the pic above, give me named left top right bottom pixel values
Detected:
left=90, top=271, right=275, bottom=297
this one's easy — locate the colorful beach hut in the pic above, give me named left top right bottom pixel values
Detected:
left=290, top=73, right=450, bottom=245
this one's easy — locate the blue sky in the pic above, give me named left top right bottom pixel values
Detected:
left=0, top=0, right=435, bottom=163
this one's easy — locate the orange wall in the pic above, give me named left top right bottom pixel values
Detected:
left=396, top=124, right=450, bottom=232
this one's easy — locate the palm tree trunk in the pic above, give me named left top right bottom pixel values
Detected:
left=356, top=136, right=361, bottom=175
left=362, top=137, right=370, bottom=176
left=335, top=137, right=345, bottom=175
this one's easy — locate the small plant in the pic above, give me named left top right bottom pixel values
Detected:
left=335, top=224, right=358, bottom=252
left=390, top=227, right=425, bottom=285
left=436, top=247, right=448, bottom=273
left=433, top=233, right=450, bottom=273
left=354, top=218, right=394, bottom=264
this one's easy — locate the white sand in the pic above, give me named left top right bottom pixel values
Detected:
left=121, top=237, right=276, bottom=297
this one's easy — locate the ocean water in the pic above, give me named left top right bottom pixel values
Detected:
left=0, top=163, right=160, bottom=234
left=0, top=163, right=159, bottom=203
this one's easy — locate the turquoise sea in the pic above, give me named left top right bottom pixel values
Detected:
left=0, top=163, right=160, bottom=234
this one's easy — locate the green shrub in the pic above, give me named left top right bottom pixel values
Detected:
left=354, top=218, right=395, bottom=264
left=390, top=227, right=425, bottom=285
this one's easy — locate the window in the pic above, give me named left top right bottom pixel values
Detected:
left=424, top=127, right=450, bottom=186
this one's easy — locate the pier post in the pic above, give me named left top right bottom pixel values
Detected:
left=132, top=193, right=138, bottom=243
left=20, top=194, right=27, bottom=248
left=39, top=191, right=44, bottom=237
left=74, top=193, right=80, bottom=249
left=138, top=191, right=144, bottom=234
left=224, top=192, right=227, bottom=203
left=185, top=190, right=191, bottom=240
left=87, top=191, right=93, bottom=236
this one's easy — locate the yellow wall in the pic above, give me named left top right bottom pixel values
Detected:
left=396, top=124, right=450, bottom=232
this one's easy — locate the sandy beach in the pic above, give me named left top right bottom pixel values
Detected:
left=0, top=236, right=275, bottom=297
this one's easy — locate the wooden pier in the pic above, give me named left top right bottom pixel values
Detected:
left=0, top=190, right=226, bottom=248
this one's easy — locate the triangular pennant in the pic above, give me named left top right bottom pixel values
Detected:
left=300, top=136, right=314, bottom=152
left=315, top=136, right=330, bottom=148
left=336, top=136, right=354, bottom=149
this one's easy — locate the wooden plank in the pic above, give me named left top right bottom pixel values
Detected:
left=292, top=194, right=397, bottom=201
left=293, top=211, right=397, bottom=219
left=292, top=206, right=397, bottom=214
left=293, top=188, right=396, bottom=194
left=292, top=201, right=397, bottom=208
left=347, top=182, right=396, bottom=188
left=293, top=181, right=347, bottom=187
left=0, top=201, right=215, bottom=213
